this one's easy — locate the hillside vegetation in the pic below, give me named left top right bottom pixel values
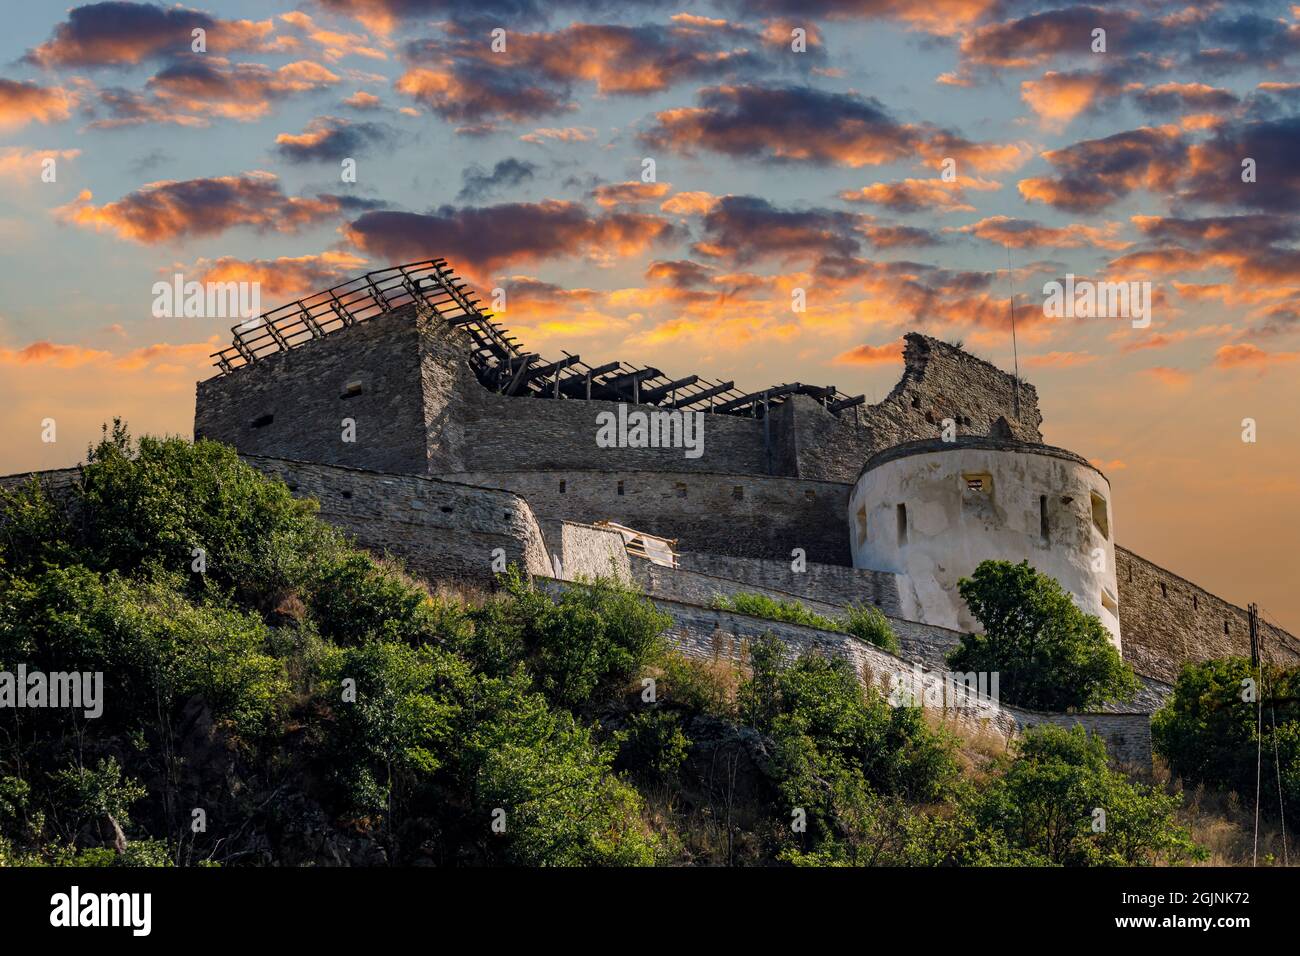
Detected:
left=0, top=426, right=1208, bottom=866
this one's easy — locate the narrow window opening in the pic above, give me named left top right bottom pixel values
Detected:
left=896, top=503, right=908, bottom=545
left=558, top=480, right=566, bottom=494
left=732, top=485, right=744, bottom=500
left=617, top=480, right=624, bottom=496
left=1039, top=494, right=1050, bottom=544
left=962, top=471, right=992, bottom=493
left=675, top=482, right=687, bottom=498
left=1224, top=620, right=1230, bottom=635
left=341, top=490, right=353, bottom=500
left=440, top=506, right=452, bottom=514
left=251, top=413, right=273, bottom=429
left=1193, top=594, right=1198, bottom=611
left=1160, top=582, right=1167, bottom=599
left=1090, top=491, right=1110, bottom=540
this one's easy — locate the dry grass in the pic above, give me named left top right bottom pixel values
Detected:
left=1153, top=759, right=1298, bottom=866
left=923, top=711, right=1012, bottom=779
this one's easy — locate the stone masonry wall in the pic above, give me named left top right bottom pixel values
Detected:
left=414, top=311, right=774, bottom=475
left=676, top=551, right=900, bottom=613
left=1117, top=546, right=1300, bottom=684
left=440, top=469, right=853, bottom=565
left=540, top=580, right=1151, bottom=767
left=540, top=520, right=632, bottom=582
left=195, top=305, right=430, bottom=475
left=243, top=457, right=553, bottom=583
left=194, top=310, right=1045, bottom=484
left=853, top=333, right=1044, bottom=454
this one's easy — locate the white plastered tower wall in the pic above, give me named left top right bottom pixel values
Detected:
left=847, top=438, right=1121, bottom=650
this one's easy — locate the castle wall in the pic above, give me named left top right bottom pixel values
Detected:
left=855, top=334, right=1044, bottom=453
left=414, top=313, right=776, bottom=475
left=1117, top=546, right=1300, bottom=684
left=195, top=306, right=431, bottom=475
left=243, top=457, right=553, bottom=583
left=671, top=551, right=901, bottom=614
left=541, top=581, right=1151, bottom=767
left=538, top=519, right=632, bottom=582
left=850, top=441, right=1122, bottom=648
left=440, top=469, right=852, bottom=565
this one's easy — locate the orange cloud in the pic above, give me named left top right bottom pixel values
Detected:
left=1021, top=71, right=1118, bottom=130
left=660, top=191, right=721, bottom=216
left=147, top=59, right=340, bottom=123
left=840, top=177, right=999, bottom=213
left=1142, top=366, right=1193, bottom=388
left=343, top=201, right=682, bottom=281
left=278, top=12, right=387, bottom=62
left=954, top=215, right=1129, bottom=250
left=343, top=90, right=381, bottom=109
left=833, top=343, right=902, bottom=365
left=0, top=341, right=111, bottom=368
left=0, top=147, right=79, bottom=183
left=1213, top=344, right=1299, bottom=369
left=25, top=7, right=285, bottom=68
left=1023, top=351, right=1098, bottom=367
left=591, top=181, right=673, bottom=208
left=519, top=126, right=596, bottom=144
left=0, top=79, right=74, bottom=130
left=188, top=252, right=370, bottom=301
left=55, top=172, right=359, bottom=244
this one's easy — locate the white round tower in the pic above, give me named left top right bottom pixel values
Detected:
left=848, top=437, right=1121, bottom=649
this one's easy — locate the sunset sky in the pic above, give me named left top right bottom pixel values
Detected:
left=0, top=1, right=1297, bottom=629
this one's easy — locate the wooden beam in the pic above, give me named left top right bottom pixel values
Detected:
left=640, top=375, right=699, bottom=404
left=668, top=381, right=733, bottom=408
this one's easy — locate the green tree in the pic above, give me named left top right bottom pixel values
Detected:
left=739, top=636, right=958, bottom=861
left=1152, top=657, right=1300, bottom=830
left=972, top=725, right=1204, bottom=865
left=947, top=559, right=1138, bottom=710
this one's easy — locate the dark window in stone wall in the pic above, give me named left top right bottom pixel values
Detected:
left=732, top=485, right=744, bottom=500
left=617, top=480, right=624, bottom=496
left=1039, top=494, right=1050, bottom=544
left=251, top=414, right=273, bottom=428
left=559, top=480, right=566, bottom=494
left=1160, top=582, right=1167, bottom=599
left=896, top=503, right=908, bottom=545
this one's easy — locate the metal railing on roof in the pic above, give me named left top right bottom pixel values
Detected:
left=209, top=259, right=866, bottom=419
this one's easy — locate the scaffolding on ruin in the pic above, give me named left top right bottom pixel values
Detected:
left=209, top=259, right=866, bottom=420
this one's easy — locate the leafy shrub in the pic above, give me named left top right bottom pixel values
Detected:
left=739, top=635, right=958, bottom=860
left=713, top=592, right=900, bottom=653
left=844, top=602, right=900, bottom=653
left=947, top=560, right=1138, bottom=711
left=619, top=709, right=690, bottom=783
left=73, top=421, right=336, bottom=604
left=655, top=651, right=737, bottom=718
left=972, top=725, right=1204, bottom=865
left=502, top=570, right=670, bottom=710
left=1153, top=657, right=1300, bottom=830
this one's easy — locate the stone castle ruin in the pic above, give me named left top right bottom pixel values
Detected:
left=10, top=260, right=1300, bottom=764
